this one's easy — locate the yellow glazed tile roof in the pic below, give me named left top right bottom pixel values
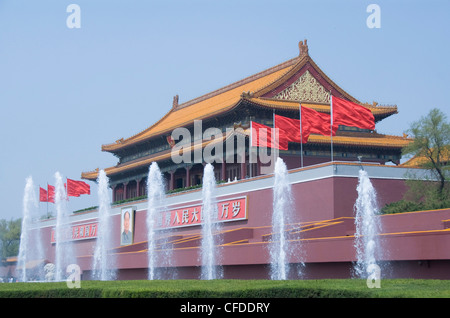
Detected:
left=401, top=147, right=449, bottom=167
left=101, top=44, right=398, bottom=153
left=83, top=129, right=411, bottom=180
left=308, top=134, right=411, bottom=148
left=83, top=128, right=247, bottom=180
left=102, top=59, right=298, bottom=152
left=246, top=97, right=398, bottom=118
left=82, top=41, right=409, bottom=181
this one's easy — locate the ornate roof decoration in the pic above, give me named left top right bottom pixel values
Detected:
left=172, top=95, right=179, bottom=109
left=273, top=70, right=330, bottom=103
left=298, top=39, right=308, bottom=57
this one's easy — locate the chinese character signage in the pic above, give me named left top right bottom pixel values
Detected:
left=50, top=197, right=247, bottom=243
left=156, top=196, right=247, bottom=229
left=51, top=222, right=98, bottom=243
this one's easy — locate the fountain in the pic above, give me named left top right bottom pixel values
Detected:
left=200, top=163, right=222, bottom=280
left=54, top=171, right=76, bottom=281
left=146, top=162, right=173, bottom=280
left=269, top=157, right=295, bottom=280
left=353, top=169, right=382, bottom=278
left=17, top=176, right=44, bottom=281
left=92, top=169, right=116, bottom=280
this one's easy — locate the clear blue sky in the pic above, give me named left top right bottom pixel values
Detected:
left=0, top=0, right=449, bottom=220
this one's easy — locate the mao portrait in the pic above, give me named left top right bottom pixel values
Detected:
left=120, top=207, right=135, bottom=246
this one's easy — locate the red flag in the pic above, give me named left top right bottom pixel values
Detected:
left=301, top=106, right=336, bottom=136
left=331, top=96, right=375, bottom=130
left=274, top=114, right=309, bottom=144
left=250, top=121, right=287, bottom=150
left=274, top=110, right=334, bottom=147
left=47, top=184, right=55, bottom=203
left=39, top=187, right=48, bottom=202
left=67, top=178, right=90, bottom=197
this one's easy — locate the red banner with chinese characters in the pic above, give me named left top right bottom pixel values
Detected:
left=50, top=197, right=247, bottom=243
left=156, top=196, right=247, bottom=229
left=51, top=222, right=98, bottom=243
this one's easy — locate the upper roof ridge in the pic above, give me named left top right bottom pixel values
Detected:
left=173, top=56, right=300, bottom=111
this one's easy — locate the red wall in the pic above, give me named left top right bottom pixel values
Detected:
left=31, top=169, right=431, bottom=280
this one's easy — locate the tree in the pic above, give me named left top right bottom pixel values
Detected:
left=0, top=218, right=21, bottom=259
left=402, top=108, right=450, bottom=196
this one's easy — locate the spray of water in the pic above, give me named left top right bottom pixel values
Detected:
left=200, top=163, right=222, bottom=280
left=92, top=170, right=116, bottom=280
left=54, top=171, right=75, bottom=281
left=17, top=176, right=44, bottom=281
left=269, top=157, right=295, bottom=280
left=147, top=162, right=173, bottom=280
left=353, top=169, right=382, bottom=278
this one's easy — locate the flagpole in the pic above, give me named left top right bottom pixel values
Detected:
left=273, top=109, right=276, bottom=154
left=273, top=109, right=278, bottom=163
left=64, top=177, right=68, bottom=205
left=299, top=102, right=304, bottom=168
left=38, top=184, right=44, bottom=218
left=46, top=183, right=49, bottom=217
left=249, top=120, right=255, bottom=169
left=330, top=92, right=333, bottom=163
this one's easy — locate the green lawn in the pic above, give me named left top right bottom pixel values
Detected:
left=0, top=279, right=449, bottom=298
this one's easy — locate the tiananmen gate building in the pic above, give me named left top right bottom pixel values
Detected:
left=16, top=41, right=450, bottom=281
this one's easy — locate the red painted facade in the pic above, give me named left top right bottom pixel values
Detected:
left=25, top=163, right=450, bottom=280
